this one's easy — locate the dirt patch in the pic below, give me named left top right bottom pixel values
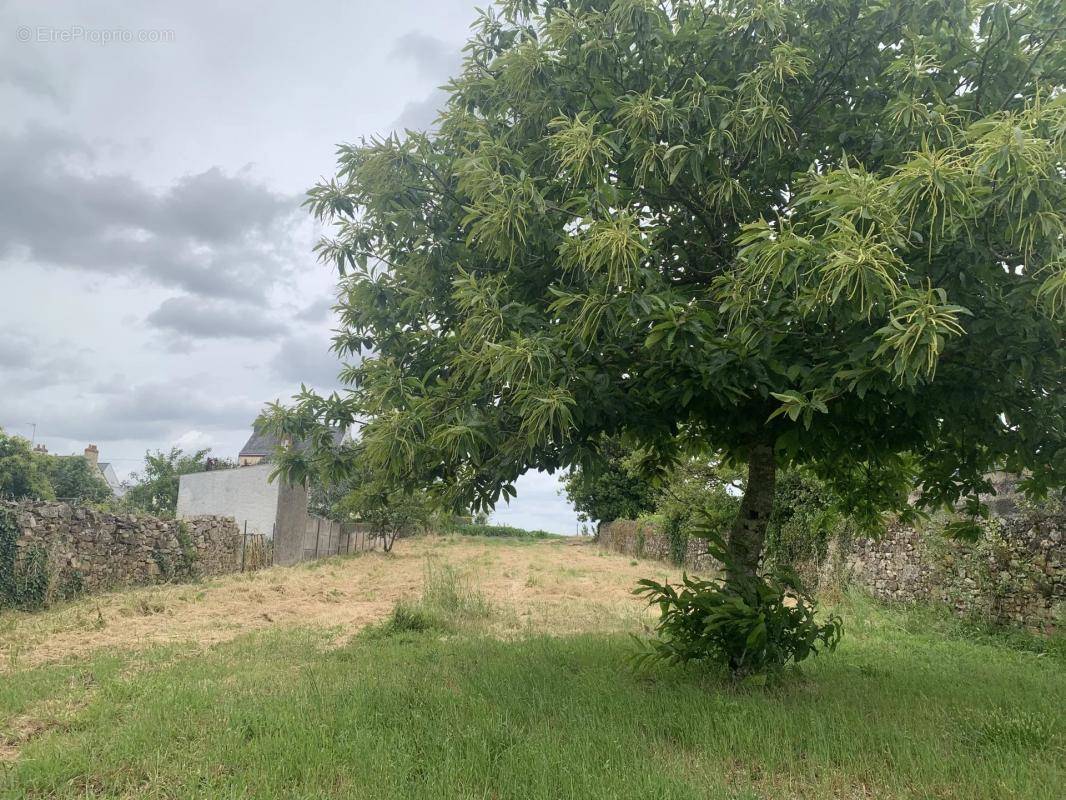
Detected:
left=0, top=693, right=91, bottom=763
left=0, top=537, right=680, bottom=673
left=1, top=715, right=55, bottom=761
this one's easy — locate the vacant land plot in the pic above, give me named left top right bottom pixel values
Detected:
left=1, top=535, right=1063, bottom=799
left=0, top=535, right=673, bottom=672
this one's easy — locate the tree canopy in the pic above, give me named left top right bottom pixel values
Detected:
left=0, top=429, right=54, bottom=501
left=44, top=455, right=111, bottom=503
left=0, top=428, right=111, bottom=503
left=562, top=437, right=657, bottom=525
left=265, top=0, right=1066, bottom=574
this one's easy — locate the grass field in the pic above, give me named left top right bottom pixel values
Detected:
left=1, top=536, right=1063, bottom=799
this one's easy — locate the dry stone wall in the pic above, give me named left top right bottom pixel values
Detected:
left=845, top=510, right=1064, bottom=631
left=598, top=505, right=1065, bottom=632
left=597, top=518, right=721, bottom=572
left=1, top=500, right=241, bottom=605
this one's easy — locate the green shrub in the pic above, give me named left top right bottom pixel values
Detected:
left=1, top=507, right=54, bottom=610
left=443, top=522, right=562, bottom=540
left=635, top=569, right=843, bottom=678
left=647, top=462, right=843, bottom=576
left=653, top=460, right=741, bottom=558
left=764, top=469, right=846, bottom=572
left=634, top=533, right=842, bottom=678
left=175, top=521, right=200, bottom=580
left=1, top=543, right=52, bottom=610
left=665, top=518, right=688, bottom=566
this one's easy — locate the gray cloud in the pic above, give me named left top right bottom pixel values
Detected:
left=146, top=296, right=288, bottom=340
left=270, top=332, right=349, bottom=390
left=0, top=329, right=35, bottom=370
left=164, top=167, right=295, bottom=244
left=0, top=328, right=92, bottom=391
left=295, top=296, right=336, bottom=323
left=93, top=382, right=261, bottom=439
left=1, top=378, right=262, bottom=443
left=0, top=125, right=303, bottom=301
left=0, top=57, right=66, bottom=105
left=393, top=92, right=450, bottom=131
left=389, top=31, right=461, bottom=131
left=390, top=32, right=461, bottom=80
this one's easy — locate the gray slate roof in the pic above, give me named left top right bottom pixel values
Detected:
left=239, top=427, right=347, bottom=459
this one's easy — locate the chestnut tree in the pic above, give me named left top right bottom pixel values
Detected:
left=264, top=0, right=1066, bottom=577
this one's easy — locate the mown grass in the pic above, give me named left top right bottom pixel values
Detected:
left=1, top=582, right=1062, bottom=799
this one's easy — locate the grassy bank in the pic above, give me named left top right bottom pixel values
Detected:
left=2, top=584, right=1062, bottom=799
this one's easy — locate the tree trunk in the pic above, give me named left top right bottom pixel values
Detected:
left=726, top=440, right=776, bottom=580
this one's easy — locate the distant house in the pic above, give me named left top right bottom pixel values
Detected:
left=238, top=427, right=348, bottom=466
left=48, top=444, right=125, bottom=498
left=81, top=445, right=123, bottom=495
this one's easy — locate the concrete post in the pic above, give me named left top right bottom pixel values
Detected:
left=272, top=479, right=310, bottom=566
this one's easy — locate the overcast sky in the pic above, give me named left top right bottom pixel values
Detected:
left=0, top=0, right=580, bottom=534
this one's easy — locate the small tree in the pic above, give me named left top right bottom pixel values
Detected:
left=334, top=481, right=433, bottom=553
left=562, top=437, right=656, bottom=527
left=124, top=448, right=232, bottom=516
left=44, top=456, right=111, bottom=503
left=0, top=429, right=54, bottom=501
left=265, top=0, right=1066, bottom=579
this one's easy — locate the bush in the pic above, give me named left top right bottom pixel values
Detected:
left=636, top=462, right=846, bottom=581
left=634, top=534, right=842, bottom=678
left=332, top=479, right=435, bottom=553
left=764, top=469, right=846, bottom=573
left=562, top=436, right=657, bottom=525
left=1, top=507, right=51, bottom=610
left=654, top=460, right=741, bottom=548
left=442, top=522, right=562, bottom=540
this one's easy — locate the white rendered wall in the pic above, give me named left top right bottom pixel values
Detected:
left=177, top=463, right=280, bottom=537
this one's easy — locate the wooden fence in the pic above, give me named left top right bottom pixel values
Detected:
left=238, top=532, right=272, bottom=572
left=299, top=517, right=377, bottom=562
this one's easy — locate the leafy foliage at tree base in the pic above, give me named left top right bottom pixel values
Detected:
left=634, top=536, right=843, bottom=677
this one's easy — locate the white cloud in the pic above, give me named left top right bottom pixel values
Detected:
left=173, top=429, right=215, bottom=452
left=490, top=471, right=580, bottom=536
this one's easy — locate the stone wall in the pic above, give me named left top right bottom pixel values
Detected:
left=844, top=510, right=1064, bottom=631
left=598, top=505, right=1065, bottom=632
left=597, top=518, right=721, bottom=572
left=1, top=500, right=241, bottom=605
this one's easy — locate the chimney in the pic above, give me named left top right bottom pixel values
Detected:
left=33, top=444, right=49, bottom=454
left=84, top=444, right=99, bottom=467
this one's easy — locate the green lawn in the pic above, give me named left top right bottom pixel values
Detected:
left=1, top=587, right=1062, bottom=800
